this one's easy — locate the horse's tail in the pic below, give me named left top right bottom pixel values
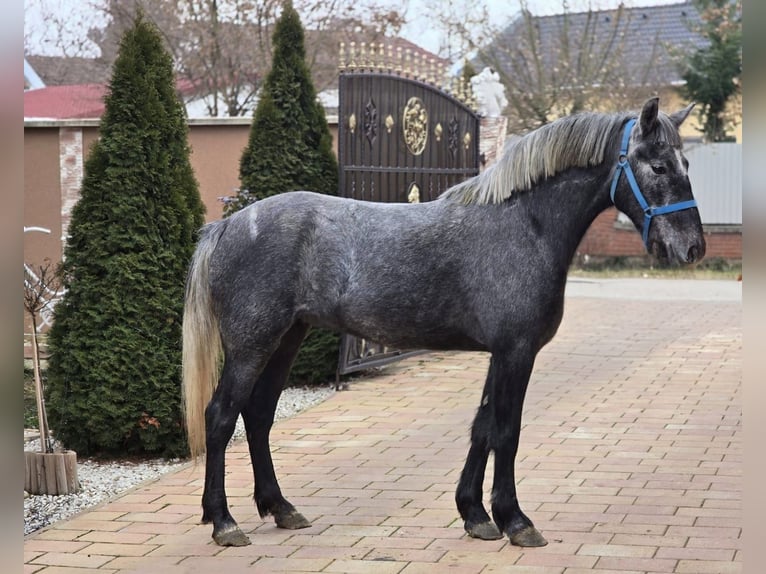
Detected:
left=182, top=220, right=227, bottom=459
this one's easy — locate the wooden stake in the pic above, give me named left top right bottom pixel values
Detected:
left=30, top=323, right=51, bottom=453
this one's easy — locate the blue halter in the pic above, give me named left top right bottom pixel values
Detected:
left=609, top=118, right=698, bottom=247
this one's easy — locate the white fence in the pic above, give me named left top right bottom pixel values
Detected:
left=685, top=142, right=742, bottom=225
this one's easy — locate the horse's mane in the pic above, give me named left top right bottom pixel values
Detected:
left=440, top=110, right=681, bottom=205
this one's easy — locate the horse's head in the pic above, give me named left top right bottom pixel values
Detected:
left=611, top=97, right=706, bottom=265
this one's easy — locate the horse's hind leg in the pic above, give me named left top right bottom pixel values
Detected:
left=202, top=350, right=270, bottom=547
left=241, top=322, right=312, bottom=530
left=456, top=377, right=503, bottom=540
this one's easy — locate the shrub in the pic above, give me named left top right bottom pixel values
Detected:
left=45, top=13, right=205, bottom=457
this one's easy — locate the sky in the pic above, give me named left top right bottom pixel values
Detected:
left=25, top=0, right=682, bottom=59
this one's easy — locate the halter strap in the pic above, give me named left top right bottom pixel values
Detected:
left=609, top=119, right=698, bottom=247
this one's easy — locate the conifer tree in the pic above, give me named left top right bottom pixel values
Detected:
left=680, top=0, right=741, bottom=142
left=46, top=12, right=205, bottom=457
left=226, top=0, right=340, bottom=385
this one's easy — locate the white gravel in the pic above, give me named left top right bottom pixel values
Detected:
left=24, top=385, right=335, bottom=535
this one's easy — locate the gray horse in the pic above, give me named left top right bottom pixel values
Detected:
left=182, top=97, right=704, bottom=547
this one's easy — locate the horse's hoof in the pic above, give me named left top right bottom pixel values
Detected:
left=275, top=510, right=312, bottom=530
left=509, top=525, right=548, bottom=547
left=466, top=520, right=503, bottom=540
left=213, top=525, right=251, bottom=547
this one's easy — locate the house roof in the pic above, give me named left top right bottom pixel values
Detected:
left=489, top=1, right=706, bottom=87
left=24, top=59, right=46, bottom=90
left=24, top=84, right=108, bottom=120
left=25, top=55, right=113, bottom=87
left=23, top=79, right=204, bottom=120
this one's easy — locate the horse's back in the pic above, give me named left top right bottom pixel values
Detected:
left=207, top=192, right=476, bottom=345
left=207, top=192, right=396, bottom=313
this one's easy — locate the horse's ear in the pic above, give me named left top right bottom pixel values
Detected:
left=669, top=103, right=696, bottom=128
left=638, top=97, right=660, bottom=136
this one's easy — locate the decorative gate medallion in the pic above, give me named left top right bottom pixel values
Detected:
left=403, top=97, right=428, bottom=155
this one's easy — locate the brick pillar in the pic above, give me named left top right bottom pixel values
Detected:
left=59, top=127, right=84, bottom=252
left=479, top=115, right=508, bottom=169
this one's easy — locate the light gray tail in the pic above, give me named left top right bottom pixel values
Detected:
left=182, top=221, right=227, bottom=459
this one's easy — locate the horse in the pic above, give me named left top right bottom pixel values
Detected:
left=182, top=97, right=705, bottom=547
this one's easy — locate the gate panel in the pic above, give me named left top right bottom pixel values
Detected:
left=336, top=47, right=481, bottom=376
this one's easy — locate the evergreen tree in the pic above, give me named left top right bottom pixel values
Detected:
left=226, top=0, right=337, bottom=211
left=226, top=0, right=340, bottom=386
left=46, top=12, right=205, bottom=458
left=680, top=0, right=741, bottom=142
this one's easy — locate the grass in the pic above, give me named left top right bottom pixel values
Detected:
left=570, top=267, right=741, bottom=280
left=570, top=256, right=741, bottom=280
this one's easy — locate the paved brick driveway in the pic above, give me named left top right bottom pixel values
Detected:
left=24, top=279, right=742, bottom=573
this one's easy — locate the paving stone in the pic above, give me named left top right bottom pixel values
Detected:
left=23, top=289, right=741, bottom=574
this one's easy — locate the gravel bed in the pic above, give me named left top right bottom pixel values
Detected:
left=24, top=385, right=335, bottom=536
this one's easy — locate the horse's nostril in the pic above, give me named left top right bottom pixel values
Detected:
left=687, top=245, right=699, bottom=263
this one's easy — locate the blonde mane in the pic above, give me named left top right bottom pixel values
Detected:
left=440, top=111, right=680, bottom=205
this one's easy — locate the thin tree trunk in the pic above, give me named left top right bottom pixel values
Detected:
left=30, top=321, right=51, bottom=453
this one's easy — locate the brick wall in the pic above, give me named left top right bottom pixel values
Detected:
left=59, top=127, right=84, bottom=246
left=577, top=207, right=742, bottom=261
left=700, top=227, right=743, bottom=259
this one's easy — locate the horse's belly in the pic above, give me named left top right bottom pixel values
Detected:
left=324, top=311, right=485, bottom=353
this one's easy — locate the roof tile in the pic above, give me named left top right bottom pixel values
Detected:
left=24, top=84, right=108, bottom=120
left=490, top=1, right=705, bottom=87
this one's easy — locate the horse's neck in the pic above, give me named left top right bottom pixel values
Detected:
left=517, top=165, right=614, bottom=265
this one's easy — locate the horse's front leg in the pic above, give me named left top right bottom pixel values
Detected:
left=489, top=349, right=548, bottom=547
left=456, top=375, right=503, bottom=540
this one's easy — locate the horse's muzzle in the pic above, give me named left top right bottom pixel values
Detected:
left=651, top=237, right=706, bottom=266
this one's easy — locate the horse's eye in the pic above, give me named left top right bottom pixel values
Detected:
left=651, top=164, right=667, bottom=175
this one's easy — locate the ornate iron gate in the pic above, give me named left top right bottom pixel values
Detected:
left=336, top=43, right=481, bottom=376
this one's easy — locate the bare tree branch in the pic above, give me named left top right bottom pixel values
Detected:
left=27, top=0, right=408, bottom=116
left=417, top=0, right=665, bottom=133
left=24, top=260, right=62, bottom=454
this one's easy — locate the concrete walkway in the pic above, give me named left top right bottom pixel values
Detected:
left=24, top=279, right=742, bottom=573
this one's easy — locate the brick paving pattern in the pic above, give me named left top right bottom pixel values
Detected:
left=24, top=285, right=741, bottom=573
